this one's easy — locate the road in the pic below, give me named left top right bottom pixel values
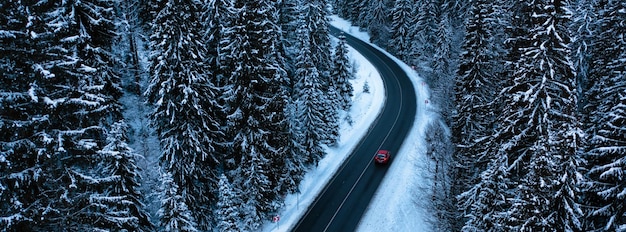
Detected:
left=291, top=26, right=417, bottom=232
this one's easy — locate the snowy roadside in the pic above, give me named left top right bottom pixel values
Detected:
left=261, top=16, right=438, bottom=232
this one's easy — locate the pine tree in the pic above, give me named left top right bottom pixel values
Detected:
left=331, top=35, right=355, bottom=112
left=100, top=121, right=154, bottom=231
left=496, top=0, right=583, bottom=230
left=145, top=0, right=223, bottom=228
left=234, top=149, right=274, bottom=231
left=363, top=0, right=392, bottom=46
left=431, top=10, right=455, bottom=123
left=453, top=0, right=505, bottom=206
left=389, top=0, right=415, bottom=61
left=1, top=0, right=125, bottom=230
left=570, top=0, right=598, bottom=111
left=304, top=0, right=333, bottom=86
left=278, top=0, right=301, bottom=75
left=0, top=2, right=45, bottom=228
left=346, top=0, right=367, bottom=22
left=201, top=0, right=236, bottom=87
left=323, top=83, right=341, bottom=146
left=453, top=1, right=508, bottom=230
left=457, top=155, right=510, bottom=231
left=277, top=0, right=308, bottom=195
left=582, top=0, right=626, bottom=230
left=219, top=0, right=291, bottom=228
left=410, top=0, right=439, bottom=69
left=424, top=121, right=456, bottom=231
left=216, top=174, right=242, bottom=232
left=158, top=172, right=198, bottom=232
left=293, top=22, right=327, bottom=165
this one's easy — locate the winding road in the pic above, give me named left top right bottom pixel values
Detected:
left=291, top=26, right=417, bottom=232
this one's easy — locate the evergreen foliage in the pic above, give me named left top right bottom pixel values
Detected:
left=389, top=0, right=415, bottom=61
left=0, top=0, right=147, bottom=230
left=453, top=0, right=506, bottom=229
left=411, top=0, right=439, bottom=69
left=293, top=22, right=327, bottom=165
left=582, top=0, right=626, bottom=230
left=331, top=35, right=355, bottom=112
left=158, top=172, right=198, bottom=232
left=100, top=121, right=154, bottom=231
left=495, top=0, right=583, bottom=230
left=457, top=155, right=510, bottom=231
left=145, top=0, right=222, bottom=228
left=219, top=0, right=292, bottom=228
left=216, top=174, right=242, bottom=232
left=362, top=0, right=393, bottom=46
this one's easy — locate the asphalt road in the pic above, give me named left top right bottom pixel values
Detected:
left=291, top=26, right=417, bottom=232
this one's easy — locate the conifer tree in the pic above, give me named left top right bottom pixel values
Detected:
left=363, top=0, right=392, bottom=46
left=410, top=0, right=439, bottom=69
left=453, top=0, right=505, bottom=207
left=219, top=0, right=291, bottom=228
left=145, top=0, right=222, bottom=228
left=495, top=0, right=583, bottom=230
left=389, top=0, right=415, bottom=61
left=293, top=22, right=327, bottom=165
left=582, top=0, right=626, bottom=230
left=158, top=172, right=198, bottom=232
left=304, top=0, right=333, bottom=84
left=331, top=35, right=355, bottom=112
left=216, top=174, right=242, bottom=232
left=457, top=155, right=510, bottom=231
left=1, top=0, right=125, bottom=230
left=100, top=121, right=154, bottom=231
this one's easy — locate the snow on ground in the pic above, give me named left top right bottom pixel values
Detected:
left=262, top=16, right=440, bottom=232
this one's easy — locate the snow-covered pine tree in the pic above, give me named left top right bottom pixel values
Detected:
left=218, top=0, right=291, bottom=227
left=457, top=155, right=510, bottom=231
left=389, top=0, right=415, bottom=61
left=363, top=0, right=392, bottom=46
left=278, top=0, right=301, bottom=75
left=158, top=172, right=198, bottom=232
left=582, top=0, right=626, bottom=230
left=452, top=0, right=506, bottom=210
left=570, top=0, right=598, bottom=111
left=453, top=1, right=508, bottom=230
left=0, top=0, right=128, bottom=230
left=334, top=0, right=349, bottom=19
left=431, top=9, right=455, bottom=123
left=277, top=0, right=308, bottom=196
left=496, top=0, right=583, bottom=230
left=100, top=121, right=154, bottom=231
left=144, top=0, right=222, bottom=229
left=216, top=174, right=242, bottom=232
left=299, top=0, right=339, bottom=146
left=280, top=125, right=307, bottom=194
left=355, top=0, right=371, bottom=28
left=234, top=147, right=274, bottom=231
left=331, top=35, right=355, bottom=112
left=201, top=0, right=235, bottom=88
left=304, top=0, right=333, bottom=86
left=323, top=82, right=341, bottom=146
left=346, top=0, right=367, bottom=23
left=0, top=2, right=46, bottom=228
left=410, top=0, right=439, bottom=70
left=293, top=22, right=327, bottom=165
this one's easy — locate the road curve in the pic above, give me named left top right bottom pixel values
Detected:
left=291, top=26, right=417, bottom=232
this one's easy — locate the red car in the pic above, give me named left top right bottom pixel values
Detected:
left=374, top=150, right=391, bottom=164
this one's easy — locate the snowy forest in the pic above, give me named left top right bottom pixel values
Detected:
left=1, top=0, right=625, bottom=231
